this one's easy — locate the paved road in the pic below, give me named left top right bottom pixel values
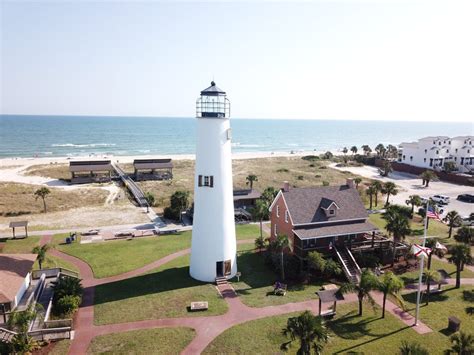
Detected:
left=331, top=164, right=474, bottom=218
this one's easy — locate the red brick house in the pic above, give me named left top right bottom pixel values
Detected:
left=269, top=179, right=378, bottom=260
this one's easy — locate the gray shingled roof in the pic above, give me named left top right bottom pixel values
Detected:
left=283, top=185, right=368, bottom=225
left=294, top=221, right=378, bottom=239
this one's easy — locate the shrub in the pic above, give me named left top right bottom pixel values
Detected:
left=302, top=155, right=320, bottom=161
left=277, top=168, right=289, bottom=173
left=322, top=181, right=330, bottom=186
left=164, top=190, right=190, bottom=221
left=319, top=165, right=327, bottom=170
left=297, top=175, right=304, bottom=180
left=309, top=164, right=315, bottom=167
left=55, top=295, right=81, bottom=317
left=320, top=151, right=334, bottom=160
left=315, top=174, right=321, bottom=178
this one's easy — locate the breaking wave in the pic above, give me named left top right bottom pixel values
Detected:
left=52, top=143, right=116, bottom=148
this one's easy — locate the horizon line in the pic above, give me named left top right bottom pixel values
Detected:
left=1, top=113, right=472, bottom=124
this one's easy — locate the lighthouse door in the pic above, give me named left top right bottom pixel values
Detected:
left=216, top=261, right=224, bottom=277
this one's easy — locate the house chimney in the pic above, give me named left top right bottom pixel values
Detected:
left=282, top=181, right=290, bottom=192
left=346, top=178, right=355, bottom=189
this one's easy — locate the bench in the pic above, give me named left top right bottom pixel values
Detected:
left=448, top=316, right=461, bottom=332
left=190, top=301, right=208, bottom=312
left=274, top=283, right=287, bottom=296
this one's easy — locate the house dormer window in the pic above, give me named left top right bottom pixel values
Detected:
left=329, top=209, right=335, bottom=215
left=321, top=200, right=339, bottom=217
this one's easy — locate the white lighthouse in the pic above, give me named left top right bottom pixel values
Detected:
left=190, top=82, right=237, bottom=283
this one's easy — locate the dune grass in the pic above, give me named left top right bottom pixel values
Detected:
left=25, top=164, right=71, bottom=181
left=93, top=255, right=227, bottom=325
left=132, top=157, right=365, bottom=209
left=204, top=303, right=450, bottom=354
left=0, top=182, right=108, bottom=216
left=87, top=327, right=195, bottom=355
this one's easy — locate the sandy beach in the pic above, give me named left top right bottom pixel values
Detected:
left=0, top=150, right=334, bottom=185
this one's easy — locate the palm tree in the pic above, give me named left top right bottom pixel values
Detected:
left=144, top=192, right=155, bottom=213
left=405, top=195, right=422, bottom=218
left=423, top=269, right=440, bottom=305
left=444, top=210, right=462, bottom=238
left=362, top=145, right=372, bottom=156
left=425, top=238, right=445, bottom=270
left=252, top=199, right=269, bottom=239
left=246, top=174, right=258, bottom=189
left=377, top=271, right=404, bottom=318
left=354, top=177, right=362, bottom=189
left=282, top=311, right=328, bottom=355
left=444, top=331, right=474, bottom=355
left=52, top=275, right=83, bottom=305
left=420, top=170, right=438, bottom=187
left=340, top=269, right=379, bottom=316
left=7, top=305, right=40, bottom=354
left=342, top=147, right=348, bottom=155
left=384, top=210, right=411, bottom=267
left=399, top=341, right=429, bottom=355
left=34, top=187, right=51, bottom=213
left=379, top=160, right=393, bottom=177
left=386, top=144, right=399, bottom=159
left=254, top=236, right=267, bottom=253
left=366, top=186, right=376, bottom=209
left=273, top=234, right=291, bottom=280
left=448, top=243, right=472, bottom=288
left=32, top=244, right=49, bottom=269
left=262, top=186, right=278, bottom=205
left=382, top=181, right=398, bottom=206
left=375, top=143, right=386, bottom=158
left=454, top=226, right=473, bottom=245
left=350, top=146, right=358, bottom=155
left=371, top=181, right=382, bottom=207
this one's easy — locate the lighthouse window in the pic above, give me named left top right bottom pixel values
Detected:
left=198, top=175, right=214, bottom=187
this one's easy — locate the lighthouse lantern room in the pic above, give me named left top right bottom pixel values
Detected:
left=190, top=82, right=237, bottom=282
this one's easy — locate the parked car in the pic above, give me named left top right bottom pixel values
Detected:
left=457, top=194, right=474, bottom=203
left=431, top=195, right=450, bottom=205
left=461, top=216, right=474, bottom=226
left=81, top=229, right=100, bottom=236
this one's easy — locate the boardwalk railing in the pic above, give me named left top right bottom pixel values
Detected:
left=112, top=163, right=149, bottom=207
left=32, top=268, right=79, bottom=280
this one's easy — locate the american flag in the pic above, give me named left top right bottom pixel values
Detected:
left=427, top=206, right=441, bottom=221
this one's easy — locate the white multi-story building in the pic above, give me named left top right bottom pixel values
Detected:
left=398, top=136, right=474, bottom=173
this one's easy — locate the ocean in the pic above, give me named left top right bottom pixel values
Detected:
left=0, top=115, right=472, bottom=158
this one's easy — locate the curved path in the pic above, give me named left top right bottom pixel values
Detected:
left=40, top=235, right=470, bottom=354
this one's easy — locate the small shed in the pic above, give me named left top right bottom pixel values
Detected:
left=9, top=221, right=28, bottom=239
left=69, top=160, right=113, bottom=184
left=133, top=159, right=173, bottom=181
left=316, top=288, right=345, bottom=317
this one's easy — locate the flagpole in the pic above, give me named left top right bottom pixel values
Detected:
left=414, top=201, right=429, bottom=326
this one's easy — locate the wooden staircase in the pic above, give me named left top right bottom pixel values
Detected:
left=215, top=276, right=228, bottom=286
left=335, top=247, right=361, bottom=284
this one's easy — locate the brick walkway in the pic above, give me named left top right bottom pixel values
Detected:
left=39, top=234, right=474, bottom=354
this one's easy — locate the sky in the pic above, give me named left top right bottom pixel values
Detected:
left=1, top=1, right=474, bottom=122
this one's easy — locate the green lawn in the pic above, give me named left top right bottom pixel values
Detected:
left=57, top=232, right=192, bottom=278
left=87, top=327, right=195, bottom=354
left=55, top=225, right=261, bottom=278
left=235, top=223, right=263, bottom=240
left=402, top=286, right=474, bottom=333
left=94, top=255, right=228, bottom=325
left=368, top=213, right=450, bottom=240
left=204, top=303, right=451, bottom=354
left=0, top=236, right=40, bottom=253
left=33, top=254, right=80, bottom=274
left=232, top=247, right=324, bottom=308
left=398, top=257, right=474, bottom=285
left=48, top=340, right=71, bottom=355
